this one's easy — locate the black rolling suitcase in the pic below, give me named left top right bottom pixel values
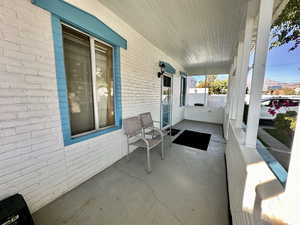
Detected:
left=0, top=194, right=35, bottom=225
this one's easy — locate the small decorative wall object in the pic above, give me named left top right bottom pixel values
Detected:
left=158, top=61, right=176, bottom=77
left=158, top=63, right=165, bottom=78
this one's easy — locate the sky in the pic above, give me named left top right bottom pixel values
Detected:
left=265, top=42, right=300, bottom=83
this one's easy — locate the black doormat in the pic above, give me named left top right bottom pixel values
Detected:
left=173, top=130, right=211, bottom=150
left=168, top=128, right=181, bottom=136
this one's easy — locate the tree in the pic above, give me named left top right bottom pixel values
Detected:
left=196, top=81, right=206, bottom=88
left=274, top=111, right=297, bottom=137
left=195, top=75, right=228, bottom=94
left=208, top=79, right=228, bottom=95
left=270, top=0, right=300, bottom=51
left=207, top=75, right=217, bottom=83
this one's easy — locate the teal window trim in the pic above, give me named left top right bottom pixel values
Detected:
left=50, top=8, right=123, bottom=145
left=159, top=61, right=176, bottom=74
left=32, top=0, right=127, bottom=49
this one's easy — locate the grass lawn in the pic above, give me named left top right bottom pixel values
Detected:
left=264, top=128, right=293, bottom=149
left=258, top=137, right=270, bottom=148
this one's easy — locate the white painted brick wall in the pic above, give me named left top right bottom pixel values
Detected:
left=0, top=0, right=184, bottom=212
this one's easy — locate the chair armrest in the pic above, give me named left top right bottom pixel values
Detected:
left=152, top=127, right=163, bottom=138
left=127, top=134, right=150, bottom=147
left=140, top=136, right=150, bottom=147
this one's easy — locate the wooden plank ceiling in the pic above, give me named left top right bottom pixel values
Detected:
left=98, top=0, right=282, bottom=75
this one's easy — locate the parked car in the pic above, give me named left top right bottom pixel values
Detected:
left=260, top=98, right=299, bottom=120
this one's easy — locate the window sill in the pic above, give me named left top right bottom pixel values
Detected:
left=71, top=125, right=116, bottom=139
left=64, top=125, right=122, bottom=146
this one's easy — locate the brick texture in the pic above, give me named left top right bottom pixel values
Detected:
left=0, top=0, right=184, bottom=212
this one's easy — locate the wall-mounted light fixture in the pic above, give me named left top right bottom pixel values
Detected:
left=157, top=63, right=165, bottom=78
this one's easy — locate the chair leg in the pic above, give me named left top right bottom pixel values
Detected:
left=126, top=137, right=130, bottom=160
left=146, top=147, right=152, bottom=173
left=161, top=138, right=165, bottom=160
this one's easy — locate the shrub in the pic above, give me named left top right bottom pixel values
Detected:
left=274, top=111, right=297, bottom=137
left=285, top=111, right=297, bottom=131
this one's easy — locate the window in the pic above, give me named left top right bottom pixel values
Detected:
left=186, top=74, right=228, bottom=107
left=180, top=76, right=187, bottom=106
left=62, top=24, right=115, bottom=136
left=39, top=0, right=126, bottom=146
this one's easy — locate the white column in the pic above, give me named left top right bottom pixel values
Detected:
left=224, top=60, right=237, bottom=139
left=225, top=63, right=235, bottom=115
left=229, top=42, right=243, bottom=121
left=245, top=0, right=274, bottom=147
left=235, top=3, right=255, bottom=127
left=228, top=56, right=236, bottom=116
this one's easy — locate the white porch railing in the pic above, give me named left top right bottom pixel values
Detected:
left=226, top=120, right=286, bottom=225
left=186, top=93, right=227, bottom=108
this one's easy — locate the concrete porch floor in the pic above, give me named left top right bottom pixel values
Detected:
left=33, top=120, right=229, bottom=225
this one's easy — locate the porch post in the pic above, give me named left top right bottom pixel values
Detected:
left=224, top=58, right=237, bottom=139
left=226, top=60, right=236, bottom=116
left=230, top=41, right=243, bottom=120
left=223, top=56, right=237, bottom=139
left=235, top=1, right=255, bottom=128
left=245, top=0, right=274, bottom=147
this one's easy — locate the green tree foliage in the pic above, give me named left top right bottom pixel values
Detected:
left=196, top=81, right=206, bottom=88
left=208, top=79, right=228, bottom=95
left=271, top=0, right=300, bottom=51
left=206, top=75, right=217, bottom=83
left=195, top=76, right=228, bottom=95
left=274, top=111, right=297, bottom=138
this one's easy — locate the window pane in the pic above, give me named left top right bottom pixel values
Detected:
left=62, top=25, right=95, bottom=135
left=180, top=77, right=183, bottom=106
left=163, top=76, right=171, bottom=87
left=206, top=74, right=228, bottom=108
left=183, top=77, right=186, bottom=106
left=187, top=76, right=207, bottom=106
left=180, top=77, right=187, bottom=106
left=94, top=40, right=115, bottom=128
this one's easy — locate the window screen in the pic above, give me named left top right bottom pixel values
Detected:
left=94, top=40, right=115, bottom=128
left=62, top=24, right=117, bottom=136
left=62, top=25, right=95, bottom=135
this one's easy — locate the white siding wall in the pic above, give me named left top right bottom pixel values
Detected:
left=0, top=0, right=184, bottom=212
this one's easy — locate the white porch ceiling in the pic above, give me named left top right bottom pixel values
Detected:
left=98, top=0, right=250, bottom=74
